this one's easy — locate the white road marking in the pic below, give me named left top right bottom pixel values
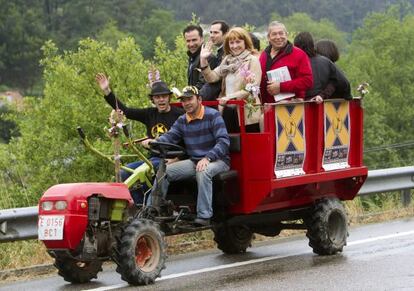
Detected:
left=347, top=229, right=414, bottom=246
left=84, top=229, right=414, bottom=291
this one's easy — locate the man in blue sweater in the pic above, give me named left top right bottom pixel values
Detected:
left=144, top=86, right=230, bottom=226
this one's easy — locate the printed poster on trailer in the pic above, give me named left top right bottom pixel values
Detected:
left=323, top=101, right=350, bottom=170
left=274, top=103, right=306, bottom=178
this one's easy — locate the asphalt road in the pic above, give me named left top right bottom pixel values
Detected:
left=1, top=217, right=414, bottom=291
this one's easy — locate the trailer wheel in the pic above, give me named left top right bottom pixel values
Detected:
left=54, top=257, right=102, bottom=283
left=305, top=197, right=348, bottom=255
left=213, top=224, right=253, bottom=254
left=115, top=219, right=166, bottom=285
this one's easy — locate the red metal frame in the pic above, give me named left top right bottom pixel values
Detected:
left=222, top=100, right=367, bottom=215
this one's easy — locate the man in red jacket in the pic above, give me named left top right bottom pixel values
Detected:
left=259, top=21, right=313, bottom=103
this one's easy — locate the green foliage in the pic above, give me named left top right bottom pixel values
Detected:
left=0, top=105, right=18, bottom=144
left=153, top=36, right=188, bottom=93
left=157, top=0, right=407, bottom=32
left=189, top=13, right=201, bottom=26
left=342, top=6, right=414, bottom=168
left=279, top=13, right=348, bottom=52
left=1, top=38, right=150, bottom=207
left=0, top=0, right=47, bottom=91
left=0, top=0, right=186, bottom=92
left=242, top=24, right=256, bottom=33
left=96, top=20, right=130, bottom=48
left=134, top=9, right=186, bottom=58
left=0, top=35, right=189, bottom=208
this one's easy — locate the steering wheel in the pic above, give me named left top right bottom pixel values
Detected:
left=149, top=141, right=186, bottom=158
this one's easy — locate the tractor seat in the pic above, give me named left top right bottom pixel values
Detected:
left=166, top=170, right=240, bottom=208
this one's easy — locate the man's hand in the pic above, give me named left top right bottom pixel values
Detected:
left=266, top=80, right=280, bottom=96
left=95, top=73, right=111, bottom=95
left=218, top=97, right=228, bottom=106
left=141, top=138, right=155, bottom=149
left=196, top=157, right=210, bottom=172
left=200, top=41, right=213, bottom=66
left=310, top=95, right=323, bottom=104
left=217, top=96, right=234, bottom=106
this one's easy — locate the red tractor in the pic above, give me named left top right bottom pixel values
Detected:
left=38, top=99, right=367, bottom=285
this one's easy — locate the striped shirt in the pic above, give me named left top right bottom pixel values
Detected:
left=158, top=106, right=230, bottom=164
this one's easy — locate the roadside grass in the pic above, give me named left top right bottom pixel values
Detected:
left=0, top=240, right=52, bottom=270
left=0, top=192, right=413, bottom=274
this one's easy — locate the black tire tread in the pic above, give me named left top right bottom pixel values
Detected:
left=115, top=219, right=166, bottom=285
left=54, top=257, right=102, bottom=283
left=305, top=197, right=348, bottom=255
left=213, top=224, right=253, bottom=254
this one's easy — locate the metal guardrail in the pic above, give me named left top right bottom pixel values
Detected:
left=0, top=206, right=38, bottom=243
left=358, top=166, right=414, bottom=195
left=1, top=166, right=413, bottom=243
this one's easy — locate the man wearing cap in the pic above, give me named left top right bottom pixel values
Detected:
left=95, top=73, right=184, bottom=203
left=144, top=86, right=230, bottom=226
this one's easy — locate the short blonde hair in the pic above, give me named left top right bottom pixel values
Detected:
left=223, top=27, right=254, bottom=55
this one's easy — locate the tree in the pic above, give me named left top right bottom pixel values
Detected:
left=0, top=1, right=47, bottom=91
left=134, top=9, right=186, bottom=58
left=0, top=36, right=189, bottom=207
left=95, top=20, right=129, bottom=48
left=271, top=13, right=348, bottom=51
left=0, top=105, right=18, bottom=143
left=342, top=6, right=414, bottom=168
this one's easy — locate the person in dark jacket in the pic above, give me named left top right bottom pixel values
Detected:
left=95, top=73, right=184, bottom=203
left=293, top=32, right=351, bottom=102
left=315, top=39, right=351, bottom=100
left=249, top=32, right=261, bottom=56
left=199, top=20, right=229, bottom=101
left=315, top=39, right=340, bottom=62
left=183, top=25, right=205, bottom=90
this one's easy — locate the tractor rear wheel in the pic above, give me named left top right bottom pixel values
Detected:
left=305, top=197, right=348, bottom=255
left=213, top=224, right=253, bottom=254
left=115, top=219, right=166, bottom=285
left=54, top=257, right=102, bottom=283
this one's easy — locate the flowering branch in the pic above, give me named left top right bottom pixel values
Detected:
left=107, top=109, right=126, bottom=182
left=108, top=109, right=125, bottom=138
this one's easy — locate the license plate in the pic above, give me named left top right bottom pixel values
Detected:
left=38, top=215, right=65, bottom=240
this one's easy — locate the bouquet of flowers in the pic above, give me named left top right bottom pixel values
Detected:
left=108, top=109, right=125, bottom=138
left=239, top=64, right=260, bottom=118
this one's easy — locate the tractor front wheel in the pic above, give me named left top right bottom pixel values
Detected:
left=115, top=219, right=166, bottom=285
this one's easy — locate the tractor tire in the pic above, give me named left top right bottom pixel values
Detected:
left=305, top=197, right=348, bottom=255
left=213, top=224, right=253, bottom=254
left=54, top=257, right=102, bottom=283
left=115, top=219, right=166, bottom=285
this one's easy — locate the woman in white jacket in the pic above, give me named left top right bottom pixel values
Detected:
left=200, top=27, right=262, bottom=132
